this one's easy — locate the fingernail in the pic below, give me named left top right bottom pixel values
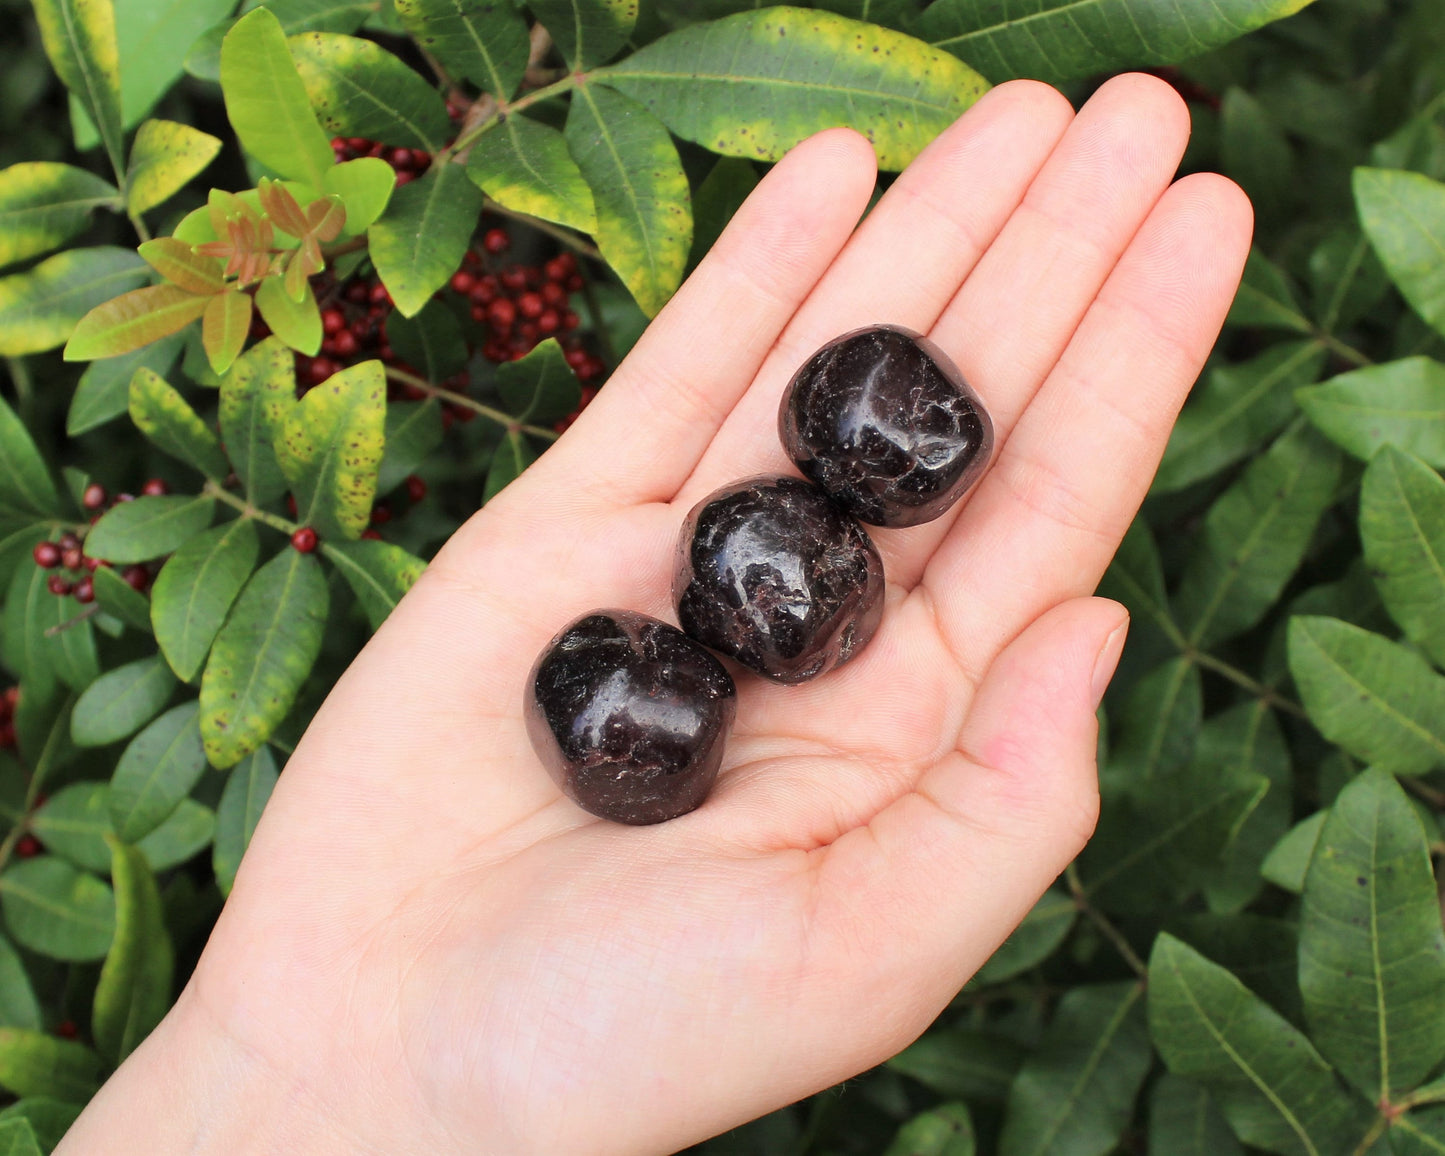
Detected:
left=1090, top=617, right=1129, bottom=708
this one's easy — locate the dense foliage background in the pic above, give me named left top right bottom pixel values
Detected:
left=1, top=0, right=1444, bottom=1151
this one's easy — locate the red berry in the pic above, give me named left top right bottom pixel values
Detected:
left=61, top=547, right=83, bottom=571
left=518, top=322, right=539, bottom=344
left=345, top=282, right=370, bottom=304
left=561, top=309, right=580, bottom=331
left=81, top=482, right=107, bottom=510
left=291, top=527, right=318, bottom=553
left=330, top=137, right=347, bottom=151
left=565, top=348, right=590, bottom=370
left=0, top=722, right=12, bottom=750
left=517, top=291, right=544, bottom=320
left=367, top=141, right=386, bottom=158
left=332, top=330, right=359, bottom=358
left=405, top=475, right=427, bottom=502
left=121, top=565, right=150, bottom=592
left=566, top=274, right=584, bottom=292
left=411, top=150, right=431, bottom=169
left=487, top=298, right=517, bottom=331
left=308, top=358, right=337, bottom=385
left=501, top=268, right=528, bottom=292
left=550, top=252, right=578, bottom=278
left=32, top=541, right=61, bottom=568
left=58, top=532, right=80, bottom=553
left=370, top=501, right=392, bottom=525
left=16, top=835, right=41, bottom=859
left=389, top=148, right=413, bottom=170
left=140, top=478, right=169, bottom=497
left=360, top=528, right=383, bottom=541
left=450, top=271, right=476, bottom=294
left=286, top=494, right=298, bottom=516
left=369, top=282, right=391, bottom=306
left=536, top=309, right=560, bottom=335
left=83, top=555, right=101, bottom=571
left=322, top=309, right=346, bottom=335
left=483, top=228, right=510, bottom=254
left=481, top=339, right=509, bottom=362
left=47, top=574, right=71, bottom=597
left=468, top=277, right=499, bottom=305
left=541, top=281, right=567, bottom=307
left=470, top=304, right=488, bottom=323
left=395, top=171, right=416, bottom=187
left=73, top=576, right=94, bottom=604
left=113, top=493, right=135, bottom=504
left=55, top=1020, right=77, bottom=1039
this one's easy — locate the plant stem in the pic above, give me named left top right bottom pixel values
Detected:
left=128, top=206, right=152, bottom=244
left=1066, top=864, right=1148, bottom=979
left=1350, top=1116, right=1390, bottom=1156
left=1319, top=333, right=1373, bottom=368
left=203, top=480, right=300, bottom=536
left=1182, top=648, right=1309, bottom=719
left=384, top=366, right=559, bottom=442
left=1403, top=776, right=1445, bottom=810
left=43, top=605, right=100, bottom=637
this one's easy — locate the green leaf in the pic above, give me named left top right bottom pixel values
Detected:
left=602, top=8, right=987, bottom=173
left=484, top=428, right=536, bottom=502
left=1226, top=248, right=1314, bottom=333
left=221, top=8, right=335, bottom=188
left=466, top=115, right=598, bottom=235
left=32, top=0, right=125, bottom=177
left=0, top=1118, right=42, bottom=1156
left=219, top=337, right=295, bottom=505
left=1288, top=616, right=1445, bottom=775
left=1148, top=1076, right=1242, bottom=1156
left=530, top=0, right=634, bottom=68
left=151, top=520, right=260, bottom=684
left=203, top=289, right=252, bottom=376
left=999, top=982, right=1150, bottom=1156
left=1148, top=932, right=1368, bottom=1155
left=1299, top=769, right=1445, bottom=1100
left=70, top=655, right=176, bottom=747
left=125, top=120, right=222, bottom=216
left=1355, top=167, right=1445, bottom=339
left=213, top=745, right=278, bottom=896
left=1361, top=445, right=1445, bottom=667
left=0, top=162, right=118, bottom=272
left=0, top=1029, right=101, bottom=1102
left=128, top=367, right=230, bottom=479
left=321, top=538, right=425, bottom=630
left=377, top=400, right=443, bottom=494
left=275, top=359, right=386, bottom=539
left=92, top=838, right=173, bottom=1067
left=1100, top=657, right=1201, bottom=796
left=1262, top=812, right=1327, bottom=894
left=288, top=31, right=453, bottom=151
left=1309, top=226, right=1390, bottom=334
left=68, top=330, right=185, bottom=437
left=1174, top=424, right=1342, bottom=648
left=394, top=0, right=529, bottom=95
left=90, top=565, right=153, bottom=634
left=30, top=782, right=113, bottom=873
left=888, top=1029, right=1025, bottom=1102
left=0, top=858, right=114, bottom=963
left=108, top=701, right=207, bottom=842
left=254, top=274, right=321, bottom=356
left=136, top=799, right=214, bottom=872
left=84, top=495, right=215, bottom=565
left=885, top=1102, right=975, bottom=1156
left=321, top=157, right=395, bottom=235
left=0, top=398, right=61, bottom=519
left=688, top=155, right=757, bottom=271
left=63, top=283, right=210, bottom=361
left=0, top=1101, right=82, bottom=1154
left=106, top=0, right=237, bottom=129
left=972, top=886, right=1075, bottom=986
left=1155, top=341, right=1327, bottom=494
left=918, top=0, right=1312, bottom=87
left=566, top=84, right=690, bottom=318
left=200, top=548, right=329, bottom=769
left=497, top=338, right=580, bottom=425
left=0, top=937, right=39, bottom=1033
left=369, top=161, right=484, bottom=318
left=384, top=300, right=467, bottom=382
left=2, top=566, right=55, bottom=698
left=1394, top=1109, right=1445, bottom=1155
left=1220, top=87, right=1293, bottom=223
left=1298, top=357, right=1445, bottom=466
left=0, top=246, right=148, bottom=357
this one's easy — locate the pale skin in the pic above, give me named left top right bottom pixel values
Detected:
left=57, top=74, right=1252, bottom=1156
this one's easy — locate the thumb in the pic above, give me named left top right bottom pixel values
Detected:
left=817, top=596, right=1128, bottom=1029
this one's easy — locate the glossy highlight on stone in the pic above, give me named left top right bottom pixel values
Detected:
left=779, top=324, right=994, bottom=528
left=674, top=476, right=885, bottom=684
left=526, top=610, right=737, bottom=825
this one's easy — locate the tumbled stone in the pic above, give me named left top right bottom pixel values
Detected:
left=525, top=610, right=737, bottom=825
left=674, top=476, right=885, bottom=684
left=779, top=324, right=994, bottom=528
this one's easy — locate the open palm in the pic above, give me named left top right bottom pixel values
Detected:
left=61, top=74, right=1251, bottom=1156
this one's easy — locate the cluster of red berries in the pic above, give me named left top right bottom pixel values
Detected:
left=32, top=481, right=163, bottom=601
left=0, top=685, right=18, bottom=752
left=330, top=137, right=432, bottom=187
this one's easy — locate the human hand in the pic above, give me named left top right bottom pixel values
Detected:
left=58, top=73, right=1251, bottom=1156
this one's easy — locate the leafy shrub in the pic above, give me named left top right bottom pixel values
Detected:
left=0, top=0, right=1443, bottom=1152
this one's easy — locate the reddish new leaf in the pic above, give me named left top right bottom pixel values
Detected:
left=137, top=238, right=226, bottom=296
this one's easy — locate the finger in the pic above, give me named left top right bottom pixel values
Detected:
left=527, top=127, right=878, bottom=510
left=811, top=597, right=1126, bottom=1020
left=670, top=79, right=1075, bottom=513
left=925, top=173, right=1253, bottom=681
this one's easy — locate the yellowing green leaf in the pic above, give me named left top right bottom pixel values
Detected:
left=529, top=0, right=635, bottom=69
left=92, top=838, right=173, bottom=1067
left=0, top=1030, right=101, bottom=1102
left=600, top=8, right=988, bottom=172
left=322, top=538, right=425, bottom=630
left=136, top=237, right=226, bottom=296
left=276, top=360, right=386, bottom=539
left=200, top=549, right=329, bottom=769
left=394, top=0, right=529, bottom=96
left=219, top=337, right=295, bottom=505
left=63, top=283, right=210, bottom=362
left=220, top=7, right=335, bottom=188
left=203, top=289, right=251, bottom=375
left=32, top=0, right=125, bottom=176
left=0, top=162, right=118, bottom=272
left=128, top=367, right=230, bottom=479
left=467, top=115, right=598, bottom=234
left=0, top=246, right=147, bottom=357
left=125, top=119, right=222, bottom=216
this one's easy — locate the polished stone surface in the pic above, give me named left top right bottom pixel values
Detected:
left=526, top=610, right=737, bottom=824
left=779, top=324, right=993, bottom=527
left=674, top=476, right=884, bottom=684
